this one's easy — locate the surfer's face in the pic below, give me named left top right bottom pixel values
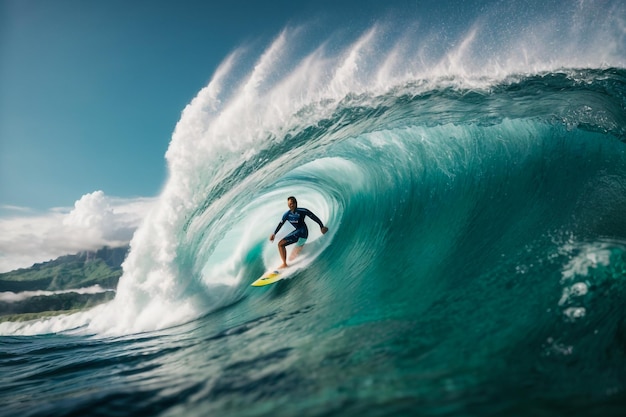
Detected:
left=287, top=198, right=297, bottom=212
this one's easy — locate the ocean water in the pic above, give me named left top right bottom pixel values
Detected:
left=2, top=4, right=626, bottom=416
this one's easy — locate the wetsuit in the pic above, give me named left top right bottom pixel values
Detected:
left=274, top=208, right=325, bottom=246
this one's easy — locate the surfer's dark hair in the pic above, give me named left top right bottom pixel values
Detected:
left=287, top=196, right=297, bottom=206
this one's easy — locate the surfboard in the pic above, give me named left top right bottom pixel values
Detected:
left=251, top=270, right=284, bottom=287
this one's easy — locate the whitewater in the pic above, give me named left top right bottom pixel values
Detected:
left=2, top=2, right=626, bottom=416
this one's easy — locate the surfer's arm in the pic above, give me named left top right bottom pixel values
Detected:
left=270, top=222, right=283, bottom=241
left=270, top=213, right=288, bottom=241
left=274, top=220, right=285, bottom=234
left=303, top=209, right=328, bottom=233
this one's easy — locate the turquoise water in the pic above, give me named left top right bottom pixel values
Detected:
left=2, top=13, right=626, bottom=417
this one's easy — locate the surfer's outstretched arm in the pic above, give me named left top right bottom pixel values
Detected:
left=301, top=208, right=328, bottom=234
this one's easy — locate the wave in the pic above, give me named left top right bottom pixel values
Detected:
left=1, top=3, right=626, bottom=336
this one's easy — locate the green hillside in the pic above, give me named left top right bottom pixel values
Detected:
left=0, top=246, right=128, bottom=291
left=0, top=246, right=128, bottom=322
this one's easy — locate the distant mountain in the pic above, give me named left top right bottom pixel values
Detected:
left=0, top=246, right=129, bottom=322
left=0, top=246, right=129, bottom=292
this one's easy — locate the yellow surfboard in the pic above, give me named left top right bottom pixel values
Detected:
left=251, top=270, right=283, bottom=287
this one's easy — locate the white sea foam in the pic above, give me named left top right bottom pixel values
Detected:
left=0, top=285, right=113, bottom=303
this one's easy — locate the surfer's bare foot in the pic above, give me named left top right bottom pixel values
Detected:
left=278, top=263, right=288, bottom=269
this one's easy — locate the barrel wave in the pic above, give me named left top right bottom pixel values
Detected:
left=2, top=6, right=626, bottom=416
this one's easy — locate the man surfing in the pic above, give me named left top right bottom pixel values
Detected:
left=270, top=196, right=328, bottom=268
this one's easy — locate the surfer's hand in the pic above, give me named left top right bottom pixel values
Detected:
left=321, top=227, right=328, bottom=234
left=270, top=234, right=275, bottom=242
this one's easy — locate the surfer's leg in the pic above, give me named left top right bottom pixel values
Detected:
left=278, top=240, right=288, bottom=268
left=288, top=237, right=307, bottom=261
left=278, top=232, right=299, bottom=268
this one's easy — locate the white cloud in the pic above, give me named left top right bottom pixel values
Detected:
left=0, top=191, right=156, bottom=273
left=0, top=205, right=35, bottom=214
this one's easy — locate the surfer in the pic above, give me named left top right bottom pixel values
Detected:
left=270, top=196, right=328, bottom=268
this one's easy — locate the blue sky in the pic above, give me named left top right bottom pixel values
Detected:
left=2, top=0, right=290, bottom=211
